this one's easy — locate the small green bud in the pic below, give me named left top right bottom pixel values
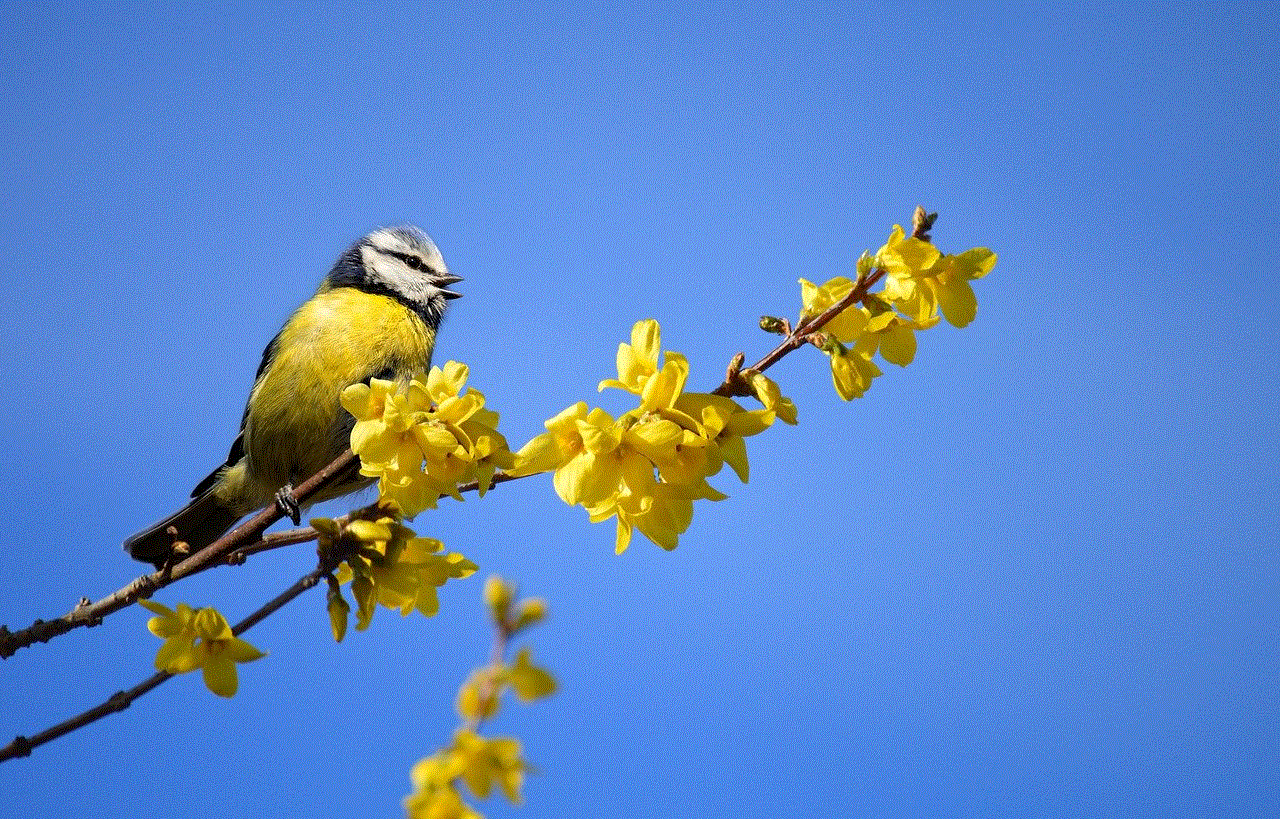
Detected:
left=759, top=316, right=787, bottom=334
left=856, top=250, right=875, bottom=279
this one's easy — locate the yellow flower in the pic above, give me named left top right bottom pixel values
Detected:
left=509, top=402, right=580, bottom=476
left=519, top=319, right=799, bottom=553
left=745, top=371, right=798, bottom=425
left=424, top=360, right=471, bottom=403
left=876, top=223, right=942, bottom=282
left=588, top=480, right=709, bottom=554
left=342, top=363, right=515, bottom=516
left=342, top=377, right=427, bottom=469
left=513, top=404, right=651, bottom=508
left=140, top=600, right=266, bottom=697
left=455, top=665, right=502, bottom=722
left=799, top=277, right=869, bottom=343
left=854, top=298, right=940, bottom=367
left=672, top=392, right=775, bottom=482
left=326, top=512, right=476, bottom=631
left=404, top=780, right=481, bottom=819
left=876, top=225, right=997, bottom=327
left=931, top=246, right=997, bottom=328
left=508, top=646, right=557, bottom=702
left=828, top=345, right=883, bottom=401
left=598, top=318, right=663, bottom=395
left=448, top=730, right=526, bottom=803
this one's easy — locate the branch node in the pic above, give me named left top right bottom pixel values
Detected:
left=133, top=573, right=159, bottom=598
left=7, top=735, right=32, bottom=758
left=106, top=691, right=132, bottom=713
left=717, top=352, right=756, bottom=398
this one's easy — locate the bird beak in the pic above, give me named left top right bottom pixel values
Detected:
left=437, top=273, right=464, bottom=300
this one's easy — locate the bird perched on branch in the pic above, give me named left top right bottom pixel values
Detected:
left=124, top=226, right=461, bottom=568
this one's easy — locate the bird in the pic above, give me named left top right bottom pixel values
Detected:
left=124, top=225, right=461, bottom=568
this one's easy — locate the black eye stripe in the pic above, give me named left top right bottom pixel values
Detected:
left=387, top=250, right=429, bottom=272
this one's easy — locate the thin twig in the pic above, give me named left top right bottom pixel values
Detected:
left=711, top=268, right=887, bottom=397
left=0, top=450, right=358, bottom=659
left=0, top=553, right=343, bottom=763
left=712, top=207, right=935, bottom=398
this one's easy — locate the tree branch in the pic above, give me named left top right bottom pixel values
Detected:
left=0, top=551, right=344, bottom=763
left=1, top=207, right=943, bottom=760
left=712, top=206, right=935, bottom=398
left=0, top=450, right=358, bottom=659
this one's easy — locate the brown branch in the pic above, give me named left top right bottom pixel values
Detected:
left=0, top=449, right=358, bottom=660
left=1, top=207, right=942, bottom=758
left=711, top=268, right=886, bottom=397
left=711, top=206, right=936, bottom=398
left=0, top=551, right=344, bottom=763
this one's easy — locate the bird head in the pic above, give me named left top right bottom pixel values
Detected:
left=325, top=225, right=462, bottom=325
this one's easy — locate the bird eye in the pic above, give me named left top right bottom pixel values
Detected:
left=404, top=255, right=423, bottom=270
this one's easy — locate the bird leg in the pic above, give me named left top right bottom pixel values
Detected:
left=274, top=483, right=301, bottom=525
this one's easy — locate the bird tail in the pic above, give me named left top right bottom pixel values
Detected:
left=124, top=491, right=242, bottom=569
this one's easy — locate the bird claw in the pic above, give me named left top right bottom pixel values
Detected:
left=275, top=484, right=301, bottom=525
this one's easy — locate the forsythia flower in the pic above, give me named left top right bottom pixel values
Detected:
left=799, top=276, right=870, bottom=343
left=828, top=343, right=883, bottom=401
left=799, top=276, right=886, bottom=400
left=457, top=577, right=557, bottom=722
left=448, top=731, right=526, bottom=803
left=511, top=320, right=793, bottom=553
left=454, top=649, right=556, bottom=722
left=404, top=779, right=482, bottom=819
left=877, top=224, right=997, bottom=327
left=597, top=318, right=663, bottom=396
left=508, top=646, right=557, bottom=702
left=140, top=600, right=266, bottom=697
left=800, top=225, right=996, bottom=400
left=318, top=507, right=476, bottom=636
left=340, top=362, right=515, bottom=517
left=405, top=733, right=526, bottom=819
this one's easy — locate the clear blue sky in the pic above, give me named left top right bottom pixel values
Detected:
left=0, top=3, right=1276, bottom=817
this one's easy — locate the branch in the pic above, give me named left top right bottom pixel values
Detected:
left=712, top=206, right=935, bottom=398
left=2, top=207, right=944, bottom=759
left=0, top=550, right=344, bottom=763
left=0, top=449, right=358, bottom=659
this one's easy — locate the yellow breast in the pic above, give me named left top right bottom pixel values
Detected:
left=217, top=288, right=436, bottom=511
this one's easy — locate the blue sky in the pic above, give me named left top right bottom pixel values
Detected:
left=0, top=3, right=1276, bottom=817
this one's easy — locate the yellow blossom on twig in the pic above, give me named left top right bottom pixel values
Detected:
left=341, top=362, right=515, bottom=517
left=139, top=600, right=265, bottom=697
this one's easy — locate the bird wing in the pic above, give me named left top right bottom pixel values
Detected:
left=189, top=329, right=283, bottom=498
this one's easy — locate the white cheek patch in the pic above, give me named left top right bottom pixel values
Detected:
left=360, top=244, right=445, bottom=304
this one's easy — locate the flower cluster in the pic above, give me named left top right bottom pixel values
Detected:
left=800, top=225, right=997, bottom=400
left=403, top=577, right=554, bottom=819
left=340, top=362, right=515, bottom=517
left=510, top=320, right=796, bottom=553
left=405, top=731, right=526, bottom=819
left=455, top=577, right=556, bottom=722
left=139, top=600, right=266, bottom=697
left=317, top=503, right=477, bottom=639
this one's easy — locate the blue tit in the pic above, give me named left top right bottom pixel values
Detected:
left=124, top=225, right=461, bottom=568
